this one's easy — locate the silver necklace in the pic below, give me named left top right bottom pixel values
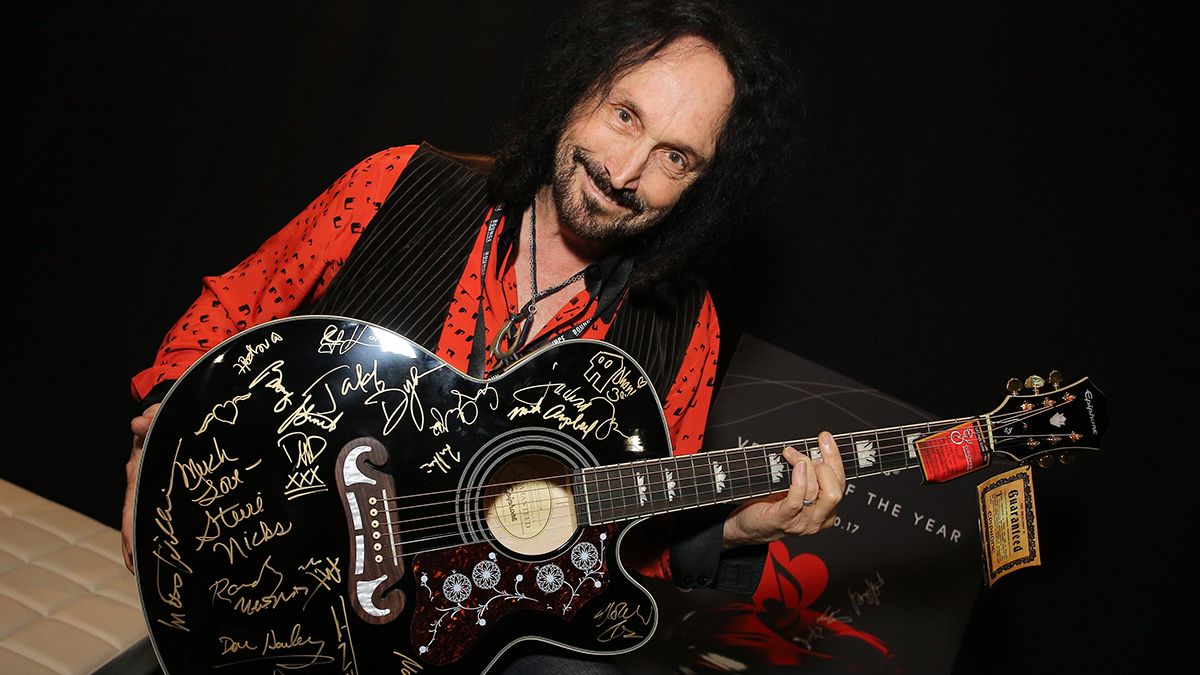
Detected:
left=489, top=196, right=587, bottom=362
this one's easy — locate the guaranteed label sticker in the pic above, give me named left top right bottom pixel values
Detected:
left=976, top=465, right=1041, bottom=586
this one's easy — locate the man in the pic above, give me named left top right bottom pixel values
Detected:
left=123, top=0, right=845, bottom=670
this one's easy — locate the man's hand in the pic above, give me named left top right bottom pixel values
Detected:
left=122, top=403, right=160, bottom=574
left=722, top=431, right=845, bottom=547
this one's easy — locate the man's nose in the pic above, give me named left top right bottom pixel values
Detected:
left=603, top=143, right=647, bottom=191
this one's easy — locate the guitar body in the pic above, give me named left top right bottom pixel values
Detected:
left=135, top=316, right=668, bottom=674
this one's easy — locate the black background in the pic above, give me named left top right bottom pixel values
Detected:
left=9, top=1, right=1190, bottom=673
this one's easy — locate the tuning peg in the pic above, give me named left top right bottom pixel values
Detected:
left=1024, top=374, right=1045, bottom=394
left=1058, top=452, right=1077, bottom=465
left=1037, top=455, right=1057, bottom=469
left=1048, top=370, right=1063, bottom=389
left=1006, top=378, right=1022, bottom=395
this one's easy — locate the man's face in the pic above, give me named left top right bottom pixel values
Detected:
left=550, top=36, right=735, bottom=243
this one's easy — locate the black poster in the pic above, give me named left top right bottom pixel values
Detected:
left=619, top=335, right=1001, bottom=674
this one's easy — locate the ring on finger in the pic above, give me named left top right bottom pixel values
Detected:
left=802, top=498, right=815, bottom=506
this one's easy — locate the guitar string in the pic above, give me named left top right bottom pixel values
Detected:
left=373, top=401, right=1058, bottom=514
left=375, top=424, right=1083, bottom=561
left=374, top=432, right=1070, bottom=554
left=374, top=405, right=1044, bottom=508
left=376, top=423, right=949, bottom=519
left=374, top=421, right=1071, bottom=547
left=373, top=414, right=1059, bottom=538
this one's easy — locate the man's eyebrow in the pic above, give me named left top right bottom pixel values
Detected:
left=619, top=96, right=712, bottom=168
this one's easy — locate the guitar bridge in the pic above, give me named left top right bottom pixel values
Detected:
left=337, top=436, right=406, bottom=624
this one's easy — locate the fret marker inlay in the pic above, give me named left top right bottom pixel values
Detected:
left=905, top=433, right=922, bottom=459
left=712, top=462, right=726, bottom=493
left=855, top=440, right=877, bottom=467
left=636, top=473, right=647, bottom=506
left=665, top=470, right=676, bottom=501
left=769, top=453, right=784, bottom=483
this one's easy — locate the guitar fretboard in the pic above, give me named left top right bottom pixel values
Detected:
left=577, top=418, right=976, bottom=524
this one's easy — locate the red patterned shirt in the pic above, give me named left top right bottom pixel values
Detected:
left=132, top=145, right=720, bottom=458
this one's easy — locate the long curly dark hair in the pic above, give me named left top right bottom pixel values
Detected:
left=488, top=0, right=803, bottom=295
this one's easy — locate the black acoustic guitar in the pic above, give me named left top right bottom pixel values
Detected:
left=133, top=316, right=1107, bottom=673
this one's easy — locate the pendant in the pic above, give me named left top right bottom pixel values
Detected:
left=489, top=313, right=524, bottom=361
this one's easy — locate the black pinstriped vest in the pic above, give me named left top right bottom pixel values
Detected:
left=309, top=143, right=705, bottom=401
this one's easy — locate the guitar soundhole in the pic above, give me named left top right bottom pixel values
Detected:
left=482, top=454, right=579, bottom=558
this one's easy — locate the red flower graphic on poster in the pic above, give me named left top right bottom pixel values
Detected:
left=672, top=541, right=900, bottom=673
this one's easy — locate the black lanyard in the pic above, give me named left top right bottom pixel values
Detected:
left=465, top=205, right=626, bottom=378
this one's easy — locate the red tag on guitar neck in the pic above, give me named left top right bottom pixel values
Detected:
left=914, top=421, right=988, bottom=482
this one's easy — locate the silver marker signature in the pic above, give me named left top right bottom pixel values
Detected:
left=847, top=572, right=884, bottom=616
left=793, top=605, right=855, bottom=650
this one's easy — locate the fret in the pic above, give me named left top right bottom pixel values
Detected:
left=644, top=457, right=679, bottom=513
left=630, top=463, right=650, bottom=514
left=577, top=468, right=594, bottom=526
left=830, top=435, right=853, bottom=479
left=604, top=461, right=624, bottom=521
left=804, top=437, right=821, bottom=462
left=595, top=468, right=614, bottom=521
left=585, top=419, right=974, bottom=523
left=904, top=423, right=930, bottom=469
left=696, top=454, right=722, bottom=505
left=586, top=418, right=978, bottom=525
left=618, top=465, right=640, bottom=519
left=873, top=428, right=888, bottom=473
left=674, top=454, right=703, bottom=510
left=902, top=426, right=922, bottom=470
left=844, top=432, right=872, bottom=479
left=743, top=448, right=766, bottom=498
left=718, top=449, right=746, bottom=501
left=800, top=437, right=822, bottom=478
left=603, top=465, right=624, bottom=522
left=850, top=429, right=882, bottom=477
left=879, top=428, right=905, bottom=473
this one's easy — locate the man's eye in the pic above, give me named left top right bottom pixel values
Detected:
left=616, top=108, right=632, bottom=124
left=667, top=151, right=686, bottom=168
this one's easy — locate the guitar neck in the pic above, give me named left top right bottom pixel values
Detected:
left=576, top=416, right=981, bottom=525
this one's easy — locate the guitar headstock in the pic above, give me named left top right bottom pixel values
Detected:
left=985, top=371, right=1108, bottom=466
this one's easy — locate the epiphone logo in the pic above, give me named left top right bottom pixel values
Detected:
left=1083, top=390, right=1099, bottom=435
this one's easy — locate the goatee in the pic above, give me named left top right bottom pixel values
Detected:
left=550, top=144, right=666, bottom=243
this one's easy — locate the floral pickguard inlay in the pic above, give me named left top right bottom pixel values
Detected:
left=410, top=525, right=616, bottom=664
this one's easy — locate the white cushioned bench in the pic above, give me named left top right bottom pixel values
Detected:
left=0, top=479, right=157, bottom=674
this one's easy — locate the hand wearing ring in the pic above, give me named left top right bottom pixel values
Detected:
left=722, top=431, right=846, bottom=547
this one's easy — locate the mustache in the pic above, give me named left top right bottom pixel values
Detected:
left=573, top=148, right=645, bottom=213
